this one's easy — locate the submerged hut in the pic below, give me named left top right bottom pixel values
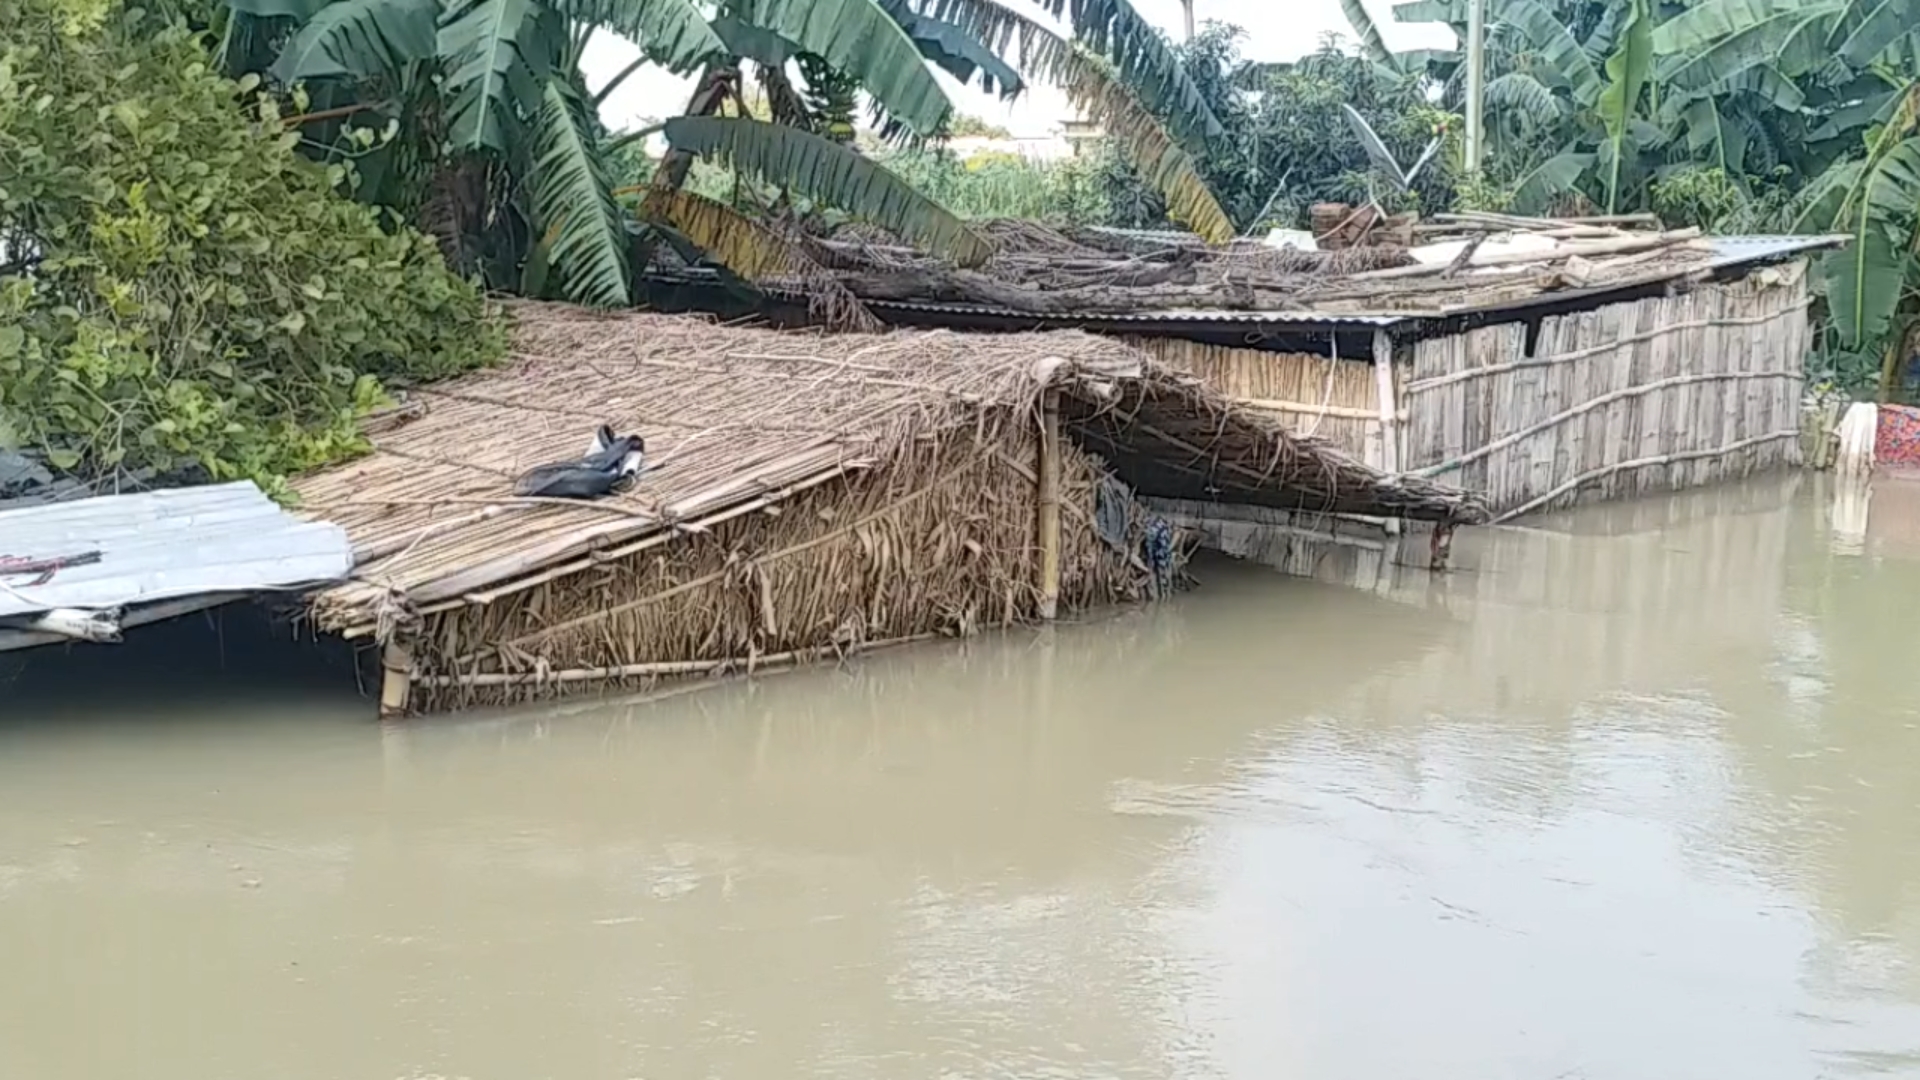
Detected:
left=294, top=305, right=1484, bottom=715
left=642, top=219, right=1845, bottom=522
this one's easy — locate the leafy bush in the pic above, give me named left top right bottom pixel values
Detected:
left=0, top=0, right=503, bottom=495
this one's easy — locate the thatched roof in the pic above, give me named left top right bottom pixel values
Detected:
left=295, top=304, right=1486, bottom=635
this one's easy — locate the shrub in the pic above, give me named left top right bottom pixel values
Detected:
left=0, top=0, right=504, bottom=496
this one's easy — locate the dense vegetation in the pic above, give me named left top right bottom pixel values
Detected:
left=0, top=0, right=502, bottom=494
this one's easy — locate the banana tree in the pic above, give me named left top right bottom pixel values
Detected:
left=231, top=0, right=1235, bottom=311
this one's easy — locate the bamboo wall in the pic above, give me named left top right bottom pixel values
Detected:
left=1127, top=337, right=1383, bottom=462
left=1401, top=263, right=1810, bottom=518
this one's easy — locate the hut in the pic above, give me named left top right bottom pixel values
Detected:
left=641, top=219, right=1845, bottom=522
left=294, top=305, right=1484, bottom=715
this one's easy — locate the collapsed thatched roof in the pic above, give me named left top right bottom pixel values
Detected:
left=294, top=304, right=1486, bottom=635
left=653, top=214, right=1768, bottom=328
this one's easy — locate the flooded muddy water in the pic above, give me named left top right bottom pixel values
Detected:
left=4, top=474, right=1920, bottom=1079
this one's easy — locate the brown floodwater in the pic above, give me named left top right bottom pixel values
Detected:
left=4, top=473, right=1920, bottom=1079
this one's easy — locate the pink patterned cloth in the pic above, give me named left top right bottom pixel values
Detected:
left=1878, top=404, right=1920, bottom=469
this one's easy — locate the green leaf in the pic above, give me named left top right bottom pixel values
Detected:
left=1508, top=151, right=1594, bottom=215
left=662, top=115, right=994, bottom=264
left=880, top=0, right=1023, bottom=97
left=1825, top=225, right=1902, bottom=348
left=532, top=79, right=631, bottom=306
left=1501, top=0, right=1604, bottom=108
left=439, top=0, right=557, bottom=153
left=733, top=0, right=953, bottom=136
left=1390, top=0, right=1458, bottom=22
left=551, top=0, right=727, bottom=74
left=1484, top=71, right=1564, bottom=129
left=268, top=0, right=437, bottom=84
left=709, top=14, right=802, bottom=66
left=1015, top=0, right=1225, bottom=152
left=1597, top=0, right=1652, bottom=213
left=1836, top=0, right=1920, bottom=68
left=1654, top=0, right=1845, bottom=86
left=45, top=448, right=82, bottom=470
left=1821, top=137, right=1920, bottom=348
left=910, top=0, right=1231, bottom=241
left=1337, top=0, right=1398, bottom=70
left=1792, top=157, right=1864, bottom=233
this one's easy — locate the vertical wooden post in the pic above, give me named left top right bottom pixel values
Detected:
left=1037, top=387, right=1062, bottom=621
left=1372, top=329, right=1403, bottom=537
left=378, top=638, right=414, bottom=719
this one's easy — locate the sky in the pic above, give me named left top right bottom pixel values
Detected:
left=582, top=0, right=1457, bottom=139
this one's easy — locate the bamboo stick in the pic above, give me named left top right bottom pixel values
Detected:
left=1233, top=397, right=1405, bottom=421
left=1037, top=388, right=1062, bottom=621
left=418, top=633, right=939, bottom=690
left=378, top=639, right=414, bottom=719
left=1417, top=369, right=1798, bottom=479
left=1491, top=429, right=1800, bottom=521
left=1372, top=330, right=1402, bottom=537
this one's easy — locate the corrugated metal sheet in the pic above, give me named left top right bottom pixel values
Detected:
left=1707, top=234, right=1848, bottom=269
left=860, top=297, right=1408, bottom=326
left=0, top=481, right=353, bottom=620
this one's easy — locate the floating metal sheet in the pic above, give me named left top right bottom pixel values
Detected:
left=0, top=481, right=353, bottom=621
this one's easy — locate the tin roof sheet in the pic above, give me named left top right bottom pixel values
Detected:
left=0, top=481, right=353, bottom=620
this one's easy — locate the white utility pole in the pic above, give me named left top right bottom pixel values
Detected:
left=1464, top=0, right=1486, bottom=173
left=1181, top=0, right=1195, bottom=41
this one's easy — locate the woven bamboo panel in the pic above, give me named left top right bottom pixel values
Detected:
left=1127, top=337, right=1378, bottom=460
left=1402, top=263, right=1810, bottom=518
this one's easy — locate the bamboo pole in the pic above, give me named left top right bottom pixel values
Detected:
left=1037, top=387, right=1062, bottom=621
left=1413, top=370, right=1801, bottom=478
left=1234, top=397, right=1407, bottom=421
left=416, top=633, right=937, bottom=689
left=1372, top=330, right=1403, bottom=537
left=378, top=639, right=414, bottom=719
left=1492, top=429, right=1801, bottom=522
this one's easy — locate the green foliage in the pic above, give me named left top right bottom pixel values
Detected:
left=0, top=0, right=501, bottom=490
left=1090, top=26, right=1456, bottom=235
left=663, top=115, right=994, bottom=264
left=1650, top=166, right=1796, bottom=233
left=876, top=148, right=1109, bottom=222
left=1595, top=0, right=1652, bottom=213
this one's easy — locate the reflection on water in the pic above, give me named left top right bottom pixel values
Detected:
left=4, top=475, right=1920, bottom=1079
